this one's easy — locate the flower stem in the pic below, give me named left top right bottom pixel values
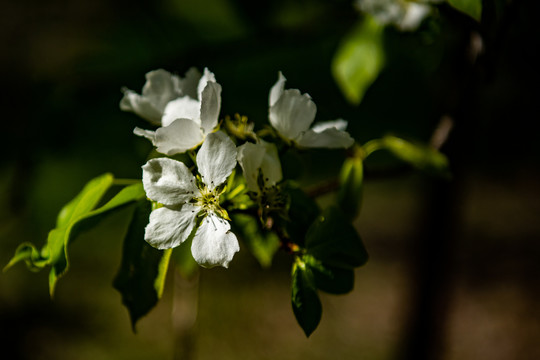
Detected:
left=362, top=138, right=384, bottom=158
left=225, top=183, right=246, bottom=200
left=305, top=178, right=340, bottom=198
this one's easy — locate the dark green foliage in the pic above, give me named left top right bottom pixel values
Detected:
left=291, top=206, right=368, bottom=335
left=284, top=187, right=320, bottom=245
left=113, top=200, right=172, bottom=331
left=305, top=206, right=369, bottom=269
left=291, top=261, right=322, bottom=337
left=305, top=255, right=355, bottom=295
left=338, top=152, right=364, bottom=221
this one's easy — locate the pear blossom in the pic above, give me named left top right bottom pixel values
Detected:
left=120, top=68, right=200, bottom=125
left=123, top=68, right=222, bottom=156
left=355, top=0, right=438, bottom=31
left=268, top=72, right=355, bottom=149
left=142, top=131, right=239, bottom=268
left=237, top=140, right=282, bottom=193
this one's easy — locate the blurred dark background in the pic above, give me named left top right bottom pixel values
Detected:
left=1, top=0, right=539, bottom=359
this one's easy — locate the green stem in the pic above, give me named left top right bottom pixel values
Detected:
left=226, top=183, right=246, bottom=200
left=305, top=178, right=340, bottom=198
left=362, top=138, right=385, bottom=158
left=256, top=126, right=276, bottom=139
left=188, top=150, right=197, bottom=166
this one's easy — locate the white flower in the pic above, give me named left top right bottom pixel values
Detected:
left=142, top=131, right=239, bottom=268
left=127, top=68, right=222, bottom=156
left=120, top=68, right=200, bottom=125
left=237, top=140, right=282, bottom=193
left=268, top=72, right=355, bottom=149
left=355, top=0, right=435, bottom=31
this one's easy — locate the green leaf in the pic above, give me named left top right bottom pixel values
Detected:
left=55, top=173, right=115, bottom=228
left=291, top=259, right=322, bottom=337
left=3, top=242, right=47, bottom=272
left=285, top=186, right=320, bottom=245
left=113, top=200, right=172, bottom=331
left=231, top=214, right=280, bottom=268
left=4, top=174, right=148, bottom=297
left=381, top=135, right=450, bottom=176
left=337, top=149, right=364, bottom=221
left=305, top=206, right=368, bottom=269
left=447, top=0, right=482, bottom=21
left=303, top=255, right=354, bottom=295
left=332, top=15, right=385, bottom=105
left=4, top=174, right=115, bottom=276
left=48, top=181, right=146, bottom=296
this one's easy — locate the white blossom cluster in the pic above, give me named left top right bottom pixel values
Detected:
left=121, top=68, right=355, bottom=268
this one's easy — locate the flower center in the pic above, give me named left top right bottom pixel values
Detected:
left=194, top=184, right=230, bottom=220
left=224, top=113, right=256, bottom=140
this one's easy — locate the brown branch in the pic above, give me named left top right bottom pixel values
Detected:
left=305, top=178, right=340, bottom=198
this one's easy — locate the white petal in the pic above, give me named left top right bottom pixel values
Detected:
left=120, top=69, right=183, bottom=124
left=398, top=3, right=430, bottom=31
left=237, top=142, right=266, bottom=192
left=154, top=119, right=205, bottom=155
left=197, top=68, right=217, bottom=101
left=145, top=205, right=199, bottom=250
left=269, top=71, right=286, bottom=107
left=295, top=128, right=355, bottom=149
left=237, top=140, right=282, bottom=192
left=120, top=90, right=162, bottom=125
left=191, top=213, right=239, bottom=268
left=311, top=119, right=348, bottom=133
left=259, top=140, right=283, bottom=186
left=142, top=157, right=199, bottom=206
left=177, top=67, right=202, bottom=99
left=197, top=131, right=237, bottom=189
left=141, top=69, right=183, bottom=110
left=162, top=97, right=201, bottom=127
left=133, top=127, right=156, bottom=145
left=269, top=89, right=317, bottom=140
left=200, top=82, right=222, bottom=134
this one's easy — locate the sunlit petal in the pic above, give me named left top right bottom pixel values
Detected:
left=191, top=213, right=239, bottom=268
left=154, top=119, right=204, bottom=155
left=133, top=127, right=156, bottom=145
left=162, top=97, right=201, bottom=127
left=145, top=205, right=199, bottom=250
left=200, top=82, right=222, bottom=134
left=259, top=140, right=283, bottom=187
left=120, top=91, right=162, bottom=125
left=237, top=142, right=266, bottom=192
left=142, top=157, right=199, bottom=206
left=141, top=69, right=183, bottom=109
left=197, top=68, right=217, bottom=101
left=197, top=131, right=237, bottom=189
left=311, top=119, right=349, bottom=132
left=295, top=127, right=355, bottom=149
left=269, top=71, right=286, bottom=107
left=177, top=67, right=202, bottom=99
left=269, top=89, right=317, bottom=140
left=120, top=69, right=183, bottom=125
